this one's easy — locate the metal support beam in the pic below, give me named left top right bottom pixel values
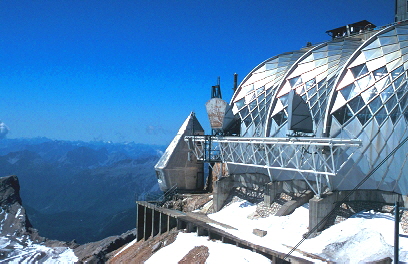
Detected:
left=185, top=136, right=362, bottom=197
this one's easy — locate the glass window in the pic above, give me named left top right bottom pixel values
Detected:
left=297, top=85, right=306, bottom=95
left=363, top=48, right=383, bottom=61
left=340, top=83, right=355, bottom=100
left=373, top=66, right=388, bottom=81
left=394, top=75, right=406, bottom=90
left=390, top=106, right=401, bottom=124
left=257, top=93, right=265, bottom=103
left=369, top=96, right=382, bottom=114
left=305, top=78, right=316, bottom=90
left=382, top=44, right=400, bottom=55
left=356, top=107, right=372, bottom=125
left=256, top=86, right=265, bottom=95
left=252, top=107, right=259, bottom=117
left=332, top=105, right=353, bottom=125
left=379, top=36, right=398, bottom=46
left=235, top=98, right=245, bottom=110
left=243, top=115, right=252, bottom=127
left=380, top=85, right=395, bottom=102
left=272, top=110, right=287, bottom=126
left=396, top=82, right=407, bottom=100
left=259, top=107, right=266, bottom=118
left=391, top=65, right=404, bottom=80
left=350, top=64, right=368, bottom=78
left=386, top=95, right=398, bottom=113
left=400, top=93, right=408, bottom=111
left=280, top=94, right=289, bottom=106
left=309, top=86, right=317, bottom=98
left=254, top=115, right=261, bottom=126
left=318, top=86, right=326, bottom=97
left=361, top=87, right=377, bottom=103
left=374, top=107, right=387, bottom=125
left=309, top=93, right=317, bottom=107
left=249, top=100, right=257, bottom=111
left=356, top=74, right=374, bottom=91
left=317, top=78, right=326, bottom=89
left=289, top=76, right=302, bottom=87
left=348, top=96, right=366, bottom=113
left=375, top=76, right=391, bottom=91
left=240, top=106, right=249, bottom=119
left=313, top=51, right=328, bottom=60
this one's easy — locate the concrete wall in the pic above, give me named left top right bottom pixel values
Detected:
left=213, top=174, right=270, bottom=212
left=309, top=190, right=403, bottom=234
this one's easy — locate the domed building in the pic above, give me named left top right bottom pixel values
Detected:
left=155, top=0, right=408, bottom=234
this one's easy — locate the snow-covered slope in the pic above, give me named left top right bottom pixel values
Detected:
left=146, top=198, right=404, bottom=263
left=0, top=175, right=78, bottom=262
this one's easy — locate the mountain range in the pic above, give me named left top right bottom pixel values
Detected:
left=0, top=138, right=165, bottom=243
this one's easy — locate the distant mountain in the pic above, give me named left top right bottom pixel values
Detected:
left=0, top=138, right=165, bottom=243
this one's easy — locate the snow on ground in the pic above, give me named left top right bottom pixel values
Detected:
left=0, top=236, right=78, bottom=263
left=145, top=198, right=408, bottom=262
left=208, top=199, right=408, bottom=262
left=145, top=232, right=272, bottom=264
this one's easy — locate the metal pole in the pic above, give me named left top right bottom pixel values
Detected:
left=395, top=201, right=399, bottom=264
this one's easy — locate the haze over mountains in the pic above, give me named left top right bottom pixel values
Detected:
left=0, top=138, right=165, bottom=243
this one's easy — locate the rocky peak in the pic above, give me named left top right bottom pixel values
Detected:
left=0, top=175, right=32, bottom=237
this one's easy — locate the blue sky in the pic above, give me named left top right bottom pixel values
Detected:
left=0, top=0, right=394, bottom=145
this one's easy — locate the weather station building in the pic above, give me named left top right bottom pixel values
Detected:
left=152, top=0, right=408, bottom=238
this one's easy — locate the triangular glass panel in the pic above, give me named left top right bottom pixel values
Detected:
left=401, top=47, right=408, bottom=56
left=306, top=78, right=316, bottom=90
left=331, top=92, right=347, bottom=114
left=313, top=51, right=328, bottom=60
left=280, top=93, right=289, bottom=106
left=386, top=58, right=403, bottom=72
left=356, top=106, right=372, bottom=126
left=272, top=110, right=287, bottom=126
left=348, top=96, right=366, bottom=113
left=396, top=26, right=408, bottom=35
left=400, top=40, right=408, bottom=49
left=328, top=43, right=343, bottom=50
left=349, top=53, right=367, bottom=69
left=373, top=66, right=388, bottom=81
left=390, top=106, right=401, bottom=124
left=400, top=92, right=408, bottom=111
left=314, top=58, right=328, bottom=68
left=381, top=29, right=397, bottom=37
left=356, top=74, right=374, bottom=91
left=340, top=83, right=355, bottom=100
left=386, top=50, right=402, bottom=63
left=380, top=84, right=395, bottom=102
left=288, top=76, right=302, bottom=88
left=350, top=64, right=369, bottom=78
left=379, top=36, right=398, bottom=46
left=367, top=56, right=387, bottom=73
left=376, top=76, right=391, bottom=92
left=235, top=98, right=245, bottom=110
left=386, top=95, right=398, bottom=113
left=396, top=82, right=407, bottom=100
left=332, top=105, right=353, bottom=125
left=328, top=50, right=342, bottom=56
left=240, top=106, right=249, bottom=119
left=363, top=48, right=383, bottom=61
left=362, top=39, right=381, bottom=51
left=398, top=34, right=408, bottom=41
left=382, top=44, right=400, bottom=55
left=361, top=87, right=377, bottom=103
left=394, top=75, right=406, bottom=90
left=374, top=107, right=387, bottom=125
left=391, top=65, right=404, bottom=80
